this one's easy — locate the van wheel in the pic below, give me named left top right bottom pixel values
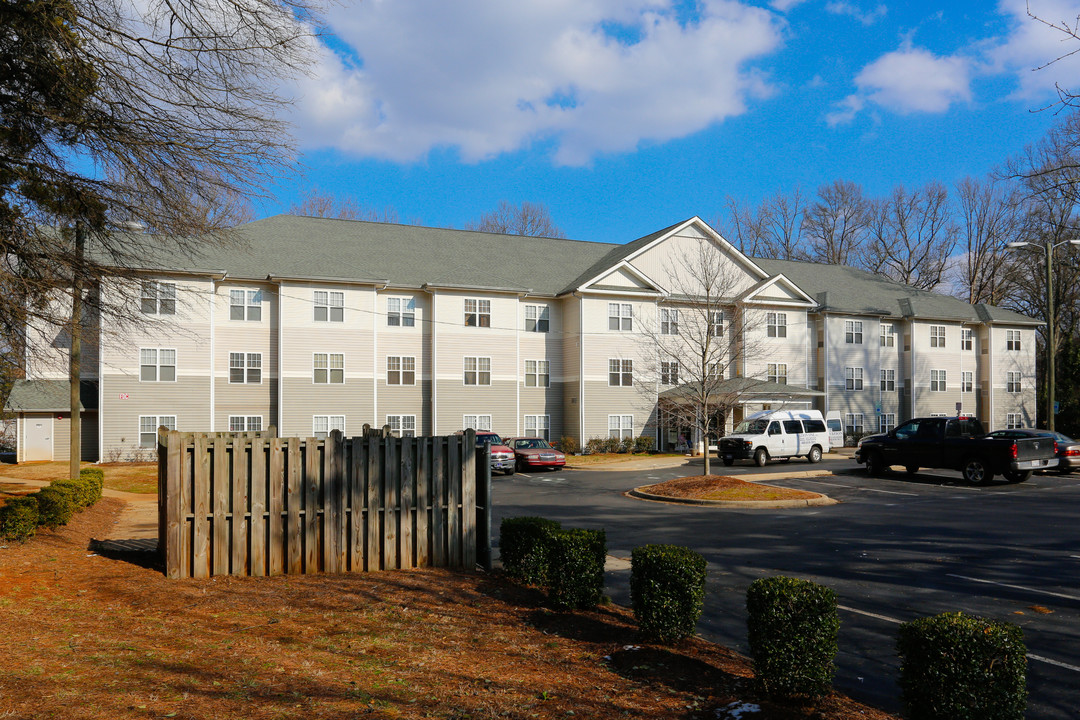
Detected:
left=722, top=456, right=735, bottom=467
left=962, top=457, right=993, bottom=485
left=754, top=448, right=768, bottom=467
left=807, top=446, right=822, bottom=463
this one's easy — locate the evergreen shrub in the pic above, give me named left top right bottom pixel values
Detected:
left=0, top=496, right=40, bottom=542
left=545, top=528, right=606, bottom=610
left=500, top=516, right=561, bottom=585
left=35, top=486, right=75, bottom=529
left=630, top=544, right=706, bottom=642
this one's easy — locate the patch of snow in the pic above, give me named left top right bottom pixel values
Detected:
left=716, top=701, right=761, bottom=719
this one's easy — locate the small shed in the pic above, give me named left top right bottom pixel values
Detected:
left=5, top=379, right=99, bottom=462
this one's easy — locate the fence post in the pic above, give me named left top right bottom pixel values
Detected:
left=476, top=441, right=492, bottom=571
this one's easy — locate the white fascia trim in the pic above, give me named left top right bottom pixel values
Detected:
left=578, top=260, right=666, bottom=295
left=578, top=287, right=664, bottom=299
left=622, top=217, right=772, bottom=282
left=739, top=274, right=817, bottom=306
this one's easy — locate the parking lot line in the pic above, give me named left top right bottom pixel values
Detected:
left=800, top=479, right=917, bottom=496
left=946, top=573, right=1080, bottom=602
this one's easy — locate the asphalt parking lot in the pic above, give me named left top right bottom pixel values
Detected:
left=492, top=456, right=1080, bottom=719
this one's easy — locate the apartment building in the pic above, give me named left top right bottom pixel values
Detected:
left=7, top=216, right=1039, bottom=461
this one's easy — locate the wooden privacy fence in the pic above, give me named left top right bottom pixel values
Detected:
left=157, top=428, right=492, bottom=579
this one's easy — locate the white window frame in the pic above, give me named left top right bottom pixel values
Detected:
left=228, top=352, right=262, bottom=384
left=139, top=415, right=176, bottom=448
left=608, top=303, right=633, bottom=332
left=462, top=414, right=492, bottom=432
left=931, top=369, right=947, bottom=392
left=880, top=323, right=895, bottom=347
left=930, top=325, right=946, bottom=348
left=880, top=368, right=895, bottom=392
left=140, top=348, right=177, bottom=383
left=845, top=413, right=864, bottom=436
left=464, top=356, right=492, bottom=386
left=524, top=414, right=550, bottom=440
left=962, top=328, right=973, bottom=351
left=386, top=414, right=416, bottom=437
left=608, top=414, right=634, bottom=439
left=386, top=356, right=416, bottom=385
left=228, top=415, right=263, bottom=432
left=387, top=297, right=416, bottom=327
left=767, top=312, right=787, bottom=338
left=962, top=371, right=973, bottom=393
left=464, top=298, right=491, bottom=328
left=1006, top=330, right=1021, bottom=351
left=608, top=358, right=633, bottom=386
left=660, top=360, right=679, bottom=385
left=140, top=281, right=176, bottom=315
left=710, top=310, right=724, bottom=337
left=1007, top=371, right=1022, bottom=394
left=314, top=290, right=344, bottom=322
left=660, top=308, right=679, bottom=335
left=313, top=353, right=344, bottom=384
left=313, top=415, right=345, bottom=439
left=230, top=288, right=262, bottom=321
left=845, top=366, right=864, bottom=391
left=1006, top=413, right=1023, bottom=430
left=879, top=413, right=896, bottom=433
left=524, top=359, right=549, bottom=388
left=525, top=304, right=549, bottom=333
left=845, top=320, right=863, bottom=344
left=767, top=363, right=787, bottom=384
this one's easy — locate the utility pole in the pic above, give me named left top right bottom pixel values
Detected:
left=69, top=223, right=84, bottom=479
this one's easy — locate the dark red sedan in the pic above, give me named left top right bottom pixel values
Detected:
left=506, top=437, right=566, bottom=472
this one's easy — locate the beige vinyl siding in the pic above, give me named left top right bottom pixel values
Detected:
left=279, top=378, right=372, bottom=436
left=216, top=282, right=278, bottom=432
left=376, top=289, right=430, bottom=432
left=518, top=297, right=563, bottom=439
left=745, top=307, right=807, bottom=384
left=24, top=293, right=102, bottom=380
left=101, top=375, right=210, bottom=454
left=579, top=295, right=648, bottom=440
left=988, top=326, right=1037, bottom=430
left=628, top=228, right=763, bottom=299
left=561, top=295, right=583, bottom=440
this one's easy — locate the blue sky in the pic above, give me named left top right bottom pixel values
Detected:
left=258, top=0, right=1080, bottom=244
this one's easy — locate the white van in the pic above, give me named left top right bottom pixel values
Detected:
left=825, top=411, right=844, bottom=449
left=718, top=409, right=831, bottom=467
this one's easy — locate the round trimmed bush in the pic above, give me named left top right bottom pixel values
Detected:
left=0, top=496, right=41, bottom=542
left=897, top=611, right=1027, bottom=720
left=35, top=486, right=75, bottom=529
left=500, top=516, right=561, bottom=585
left=630, top=544, right=706, bottom=642
left=746, top=576, right=840, bottom=698
left=78, top=468, right=105, bottom=505
left=545, top=528, right=606, bottom=610
left=52, top=477, right=93, bottom=509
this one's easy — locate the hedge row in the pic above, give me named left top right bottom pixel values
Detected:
left=499, top=517, right=1027, bottom=716
left=0, top=468, right=105, bottom=542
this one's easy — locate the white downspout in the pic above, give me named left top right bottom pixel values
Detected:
left=209, top=281, right=216, bottom=432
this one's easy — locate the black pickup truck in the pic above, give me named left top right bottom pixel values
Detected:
left=855, top=416, right=1058, bottom=484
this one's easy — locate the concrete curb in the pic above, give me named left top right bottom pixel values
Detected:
left=627, top=486, right=838, bottom=509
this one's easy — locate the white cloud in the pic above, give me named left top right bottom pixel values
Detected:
left=287, top=0, right=784, bottom=165
left=827, top=45, right=971, bottom=123
left=769, top=0, right=810, bottom=11
left=989, top=0, right=1080, bottom=101
left=825, top=1, right=887, bottom=25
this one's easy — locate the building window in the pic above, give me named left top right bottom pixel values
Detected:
left=660, top=308, right=679, bottom=335
left=229, top=352, right=262, bottom=384
left=931, top=369, right=946, bottom=392
left=525, top=304, right=549, bottom=332
left=463, top=414, right=492, bottom=431
left=313, top=415, right=345, bottom=439
left=608, top=303, right=633, bottom=331
left=608, top=414, right=634, bottom=439
left=139, top=415, right=176, bottom=448
left=230, top=289, right=262, bottom=321
left=140, top=281, right=176, bottom=315
left=464, top=298, right=491, bottom=327
left=880, top=323, right=895, bottom=347
left=879, top=413, right=896, bottom=433
left=962, top=371, right=973, bottom=393
left=962, top=328, right=973, bottom=351
left=387, top=297, right=416, bottom=327
left=387, top=356, right=415, bottom=385
left=845, top=413, right=864, bottom=436
left=229, top=416, right=263, bottom=432
left=767, top=312, right=787, bottom=338
left=314, top=291, right=344, bottom=322
left=845, top=367, right=864, bottom=391
left=1006, top=413, right=1023, bottom=430
left=464, top=356, right=491, bottom=386
left=1007, top=371, right=1022, bottom=393
left=930, top=325, right=946, bottom=348
left=386, top=415, right=416, bottom=438
left=767, top=363, right=787, bottom=384
left=707, top=362, right=724, bottom=378
left=140, top=348, right=176, bottom=382
left=845, top=320, right=863, bottom=344
left=608, top=359, right=633, bottom=386
left=1007, top=330, right=1021, bottom=351
left=661, top=361, right=679, bottom=385
left=880, top=368, right=895, bottom=392
left=710, top=310, right=724, bottom=337
left=524, top=360, right=549, bottom=388
left=313, top=353, right=344, bottom=384
left=525, top=415, right=550, bottom=440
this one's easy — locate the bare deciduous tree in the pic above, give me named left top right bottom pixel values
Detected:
left=950, top=176, right=1022, bottom=305
left=720, top=188, right=805, bottom=260
left=289, top=188, right=401, bottom=223
left=801, top=180, right=872, bottom=265
left=863, top=182, right=957, bottom=290
left=465, top=200, right=566, bottom=238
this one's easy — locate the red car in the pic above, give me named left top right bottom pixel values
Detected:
left=506, top=437, right=566, bottom=471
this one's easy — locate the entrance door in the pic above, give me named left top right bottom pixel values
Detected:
left=23, top=415, right=53, bottom=461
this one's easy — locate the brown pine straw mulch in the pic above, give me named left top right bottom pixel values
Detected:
left=638, top=475, right=824, bottom=502
left=0, top=498, right=894, bottom=719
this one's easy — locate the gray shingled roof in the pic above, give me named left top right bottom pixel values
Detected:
left=6, top=379, right=99, bottom=412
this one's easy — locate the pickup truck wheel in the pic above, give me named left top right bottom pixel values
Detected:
left=1004, top=470, right=1032, bottom=483
left=865, top=451, right=886, bottom=477
left=962, top=458, right=993, bottom=485
left=754, top=448, right=768, bottom=467
left=722, top=456, right=735, bottom=467
left=905, top=466, right=918, bottom=476
left=807, top=446, right=822, bottom=463
left=504, top=467, right=515, bottom=476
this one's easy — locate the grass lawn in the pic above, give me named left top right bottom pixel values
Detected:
left=0, top=461, right=157, bottom=494
left=0, top=500, right=897, bottom=720
left=567, top=452, right=686, bottom=466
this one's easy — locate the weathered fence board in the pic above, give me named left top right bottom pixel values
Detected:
left=158, top=429, right=488, bottom=579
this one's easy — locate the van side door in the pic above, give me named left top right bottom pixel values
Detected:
left=783, top=420, right=804, bottom=456
left=766, top=421, right=784, bottom=457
